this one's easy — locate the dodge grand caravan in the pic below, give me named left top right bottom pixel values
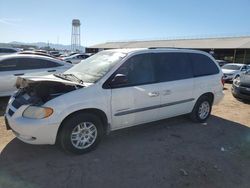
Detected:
left=5, top=48, right=224, bottom=154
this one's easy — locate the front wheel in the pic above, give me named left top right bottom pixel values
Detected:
left=58, top=113, right=104, bottom=154
left=190, top=96, right=212, bottom=123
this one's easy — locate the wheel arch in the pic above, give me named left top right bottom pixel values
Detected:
left=197, top=92, right=214, bottom=104
left=56, top=108, right=109, bottom=142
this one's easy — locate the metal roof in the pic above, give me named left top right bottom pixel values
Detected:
left=89, top=36, right=250, bottom=49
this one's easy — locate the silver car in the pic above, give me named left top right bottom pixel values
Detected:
left=0, top=54, right=72, bottom=97
left=62, top=54, right=90, bottom=64
left=222, top=63, right=250, bottom=81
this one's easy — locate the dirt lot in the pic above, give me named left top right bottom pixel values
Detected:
left=0, top=84, right=250, bottom=188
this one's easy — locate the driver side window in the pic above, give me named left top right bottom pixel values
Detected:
left=115, top=53, right=155, bottom=86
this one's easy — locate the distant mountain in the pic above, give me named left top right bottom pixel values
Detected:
left=7, top=41, right=85, bottom=51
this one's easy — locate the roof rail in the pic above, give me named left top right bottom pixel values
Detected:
left=148, top=47, right=186, bottom=49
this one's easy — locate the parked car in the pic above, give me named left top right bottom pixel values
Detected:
left=0, top=47, right=19, bottom=56
left=231, top=69, right=250, bottom=101
left=49, top=51, right=61, bottom=57
left=18, top=51, right=56, bottom=58
left=62, top=53, right=90, bottom=64
left=35, top=50, right=48, bottom=54
left=216, top=59, right=228, bottom=67
left=0, top=54, right=72, bottom=97
left=221, top=63, right=250, bottom=81
left=5, top=48, right=224, bottom=154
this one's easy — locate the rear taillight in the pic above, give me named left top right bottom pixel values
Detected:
left=221, top=76, right=225, bottom=86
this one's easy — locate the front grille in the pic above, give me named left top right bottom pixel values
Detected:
left=8, top=109, right=14, bottom=116
left=224, top=74, right=233, bottom=76
left=8, top=92, right=31, bottom=117
left=12, top=99, right=22, bottom=109
left=241, top=84, right=250, bottom=88
left=240, top=89, right=250, bottom=95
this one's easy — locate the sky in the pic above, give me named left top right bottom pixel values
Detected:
left=0, top=0, right=250, bottom=46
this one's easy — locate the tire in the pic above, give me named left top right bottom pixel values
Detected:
left=58, top=113, right=104, bottom=154
left=190, top=95, right=212, bottom=123
left=66, top=61, right=72, bottom=64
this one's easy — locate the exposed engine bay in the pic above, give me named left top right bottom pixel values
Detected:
left=13, top=76, right=83, bottom=106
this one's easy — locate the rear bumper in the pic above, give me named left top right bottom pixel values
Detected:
left=213, top=90, right=224, bottom=105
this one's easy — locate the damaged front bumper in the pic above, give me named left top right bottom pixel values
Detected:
left=5, top=75, right=84, bottom=145
left=5, top=98, right=60, bottom=145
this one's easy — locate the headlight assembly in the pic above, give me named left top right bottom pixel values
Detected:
left=23, top=106, right=53, bottom=119
left=233, top=77, right=241, bottom=87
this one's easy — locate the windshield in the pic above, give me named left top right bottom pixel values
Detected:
left=222, top=64, right=241, bottom=70
left=65, top=51, right=127, bottom=83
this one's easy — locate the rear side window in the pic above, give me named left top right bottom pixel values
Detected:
left=0, top=58, right=62, bottom=71
left=154, top=52, right=193, bottom=82
left=35, top=59, right=62, bottom=68
left=18, top=58, right=62, bottom=69
left=0, top=58, right=19, bottom=71
left=189, top=53, right=219, bottom=77
left=0, top=48, right=16, bottom=53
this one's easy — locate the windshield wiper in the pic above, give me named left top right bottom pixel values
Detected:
left=66, top=74, right=84, bottom=84
left=54, top=73, right=84, bottom=84
left=54, top=73, right=72, bottom=81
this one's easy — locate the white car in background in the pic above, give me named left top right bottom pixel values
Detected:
left=62, top=53, right=90, bottom=64
left=0, top=54, right=72, bottom=97
left=222, top=63, right=250, bottom=81
left=0, top=47, right=19, bottom=56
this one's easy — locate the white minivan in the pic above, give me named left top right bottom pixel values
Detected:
left=5, top=48, right=224, bottom=154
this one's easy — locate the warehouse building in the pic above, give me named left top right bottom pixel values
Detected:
left=86, top=36, right=250, bottom=64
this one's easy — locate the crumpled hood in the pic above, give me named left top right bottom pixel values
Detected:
left=16, top=74, right=85, bottom=88
left=14, top=74, right=87, bottom=105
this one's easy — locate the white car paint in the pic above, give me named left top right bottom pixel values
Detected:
left=5, top=48, right=224, bottom=145
left=0, top=54, right=72, bottom=97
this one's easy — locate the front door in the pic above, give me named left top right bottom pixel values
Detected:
left=110, top=53, right=161, bottom=130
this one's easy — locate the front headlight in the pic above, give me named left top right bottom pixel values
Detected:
left=23, top=106, right=53, bottom=119
left=233, top=77, right=241, bottom=87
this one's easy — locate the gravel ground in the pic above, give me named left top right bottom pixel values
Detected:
left=0, top=83, right=250, bottom=188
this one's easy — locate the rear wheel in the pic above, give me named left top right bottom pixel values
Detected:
left=58, top=113, right=104, bottom=154
left=190, top=95, right=212, bottom=123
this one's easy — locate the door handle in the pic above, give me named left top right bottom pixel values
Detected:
left=48, top=70, right=56, bottom=72
left=14, top=73, right=24, bottom=76
left=163, top=90, right=172, bottom=95
left=148, top=91, right=160, bottom=97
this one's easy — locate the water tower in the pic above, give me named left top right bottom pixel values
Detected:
left=71, top=19, right=81, bottom=52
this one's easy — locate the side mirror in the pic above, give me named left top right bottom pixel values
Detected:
left=110, top=74, right=128, bottom=87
